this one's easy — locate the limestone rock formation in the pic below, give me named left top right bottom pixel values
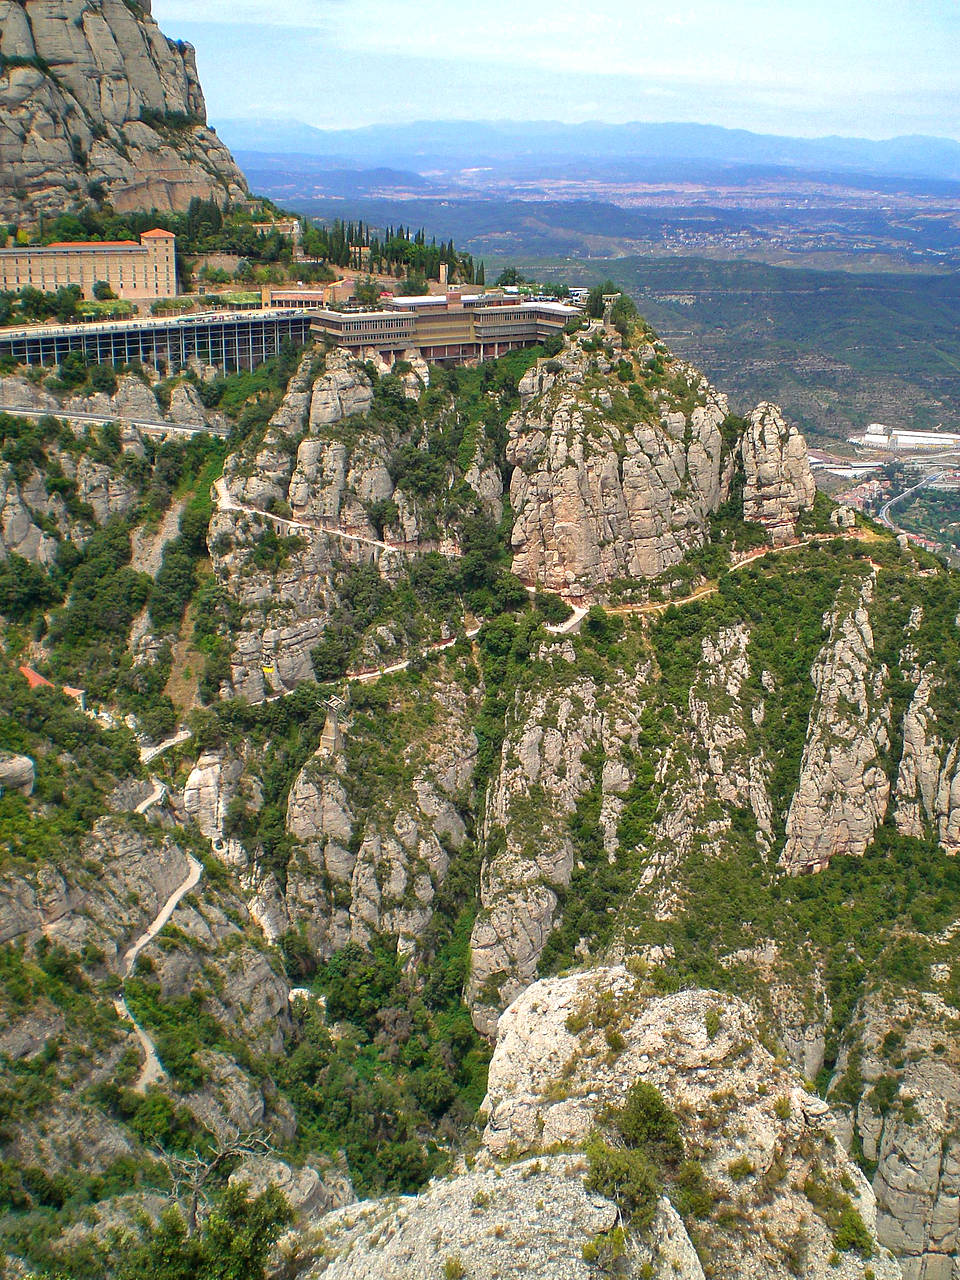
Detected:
left=211, top=347, right=497, bottom=702
left=741, top=402, right=817, bottom=545
left=895, top=667, right=960, bottom=852
left=832, top=987, right=960, bottom=1279
left=274, top=675, right=478, bottom=963
left=298, top=1154, right=625, bottom=1280
left=294, top=968, right=900, bottom=1280
left=0, top=817, right=190, bottom=957
left=507, top=339, right=733, bottom=592
left=0, top=464, right=60, bottom=565
left=229, top=1155, right=354, bottom=1222
left=782, top=576, right=891, bottom=873
left=0, top=751, right=35, bottom=796
left=0, top=0, right=247, bottom=222
left=467, top=658, right=609, bottom=1033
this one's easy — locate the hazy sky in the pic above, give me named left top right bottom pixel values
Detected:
left=153, top=0, right=960, bottom=139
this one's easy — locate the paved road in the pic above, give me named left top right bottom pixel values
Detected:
left=0, top=397, right=227, bottom=438
left=878, top=471, right=945, bottom=533
left=115, top=727, right=200, bottom=1090
left=135, top=778, right=167, bottom=815
left=140, top=727, right=192, bottom=764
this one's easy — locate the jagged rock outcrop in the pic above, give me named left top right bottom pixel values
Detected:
left=468, top=657, right=609, bottom=1033
left=230, top=1155, right=354, bottom=1222
left=0, top=0, right=247, bottom=222
left=782, top=576, right=891, bottom=873
left=183, top=749, right=244, bottom=853
left=294, top=968, right=900, bottom=1279
left=0, top=751, right=35, bottom=796
left=741, top=402, right=817, bottom=545
left=647, top=623, right=774, bottom=897
left=0, top=817, right=190, bottom=957
left=297, top=1154, right=626, bottom=1280
left=0, top=464, right=60, bottom=565
left=895, top=667, right=960, bottom=852
left=141, top=887, right=291, bottom=1056
left=211, top=348, right=495, bottom=702
left=507, top=339, right=733, bottom=592
left=309, top=353, right=376, bottom=428
left=832, top=986, right=960, bottom=1279
left=272, top=675, right=478, bottom=962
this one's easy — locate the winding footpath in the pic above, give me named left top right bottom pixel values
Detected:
left=0, top=399, right=218, bottom=440
left=213, top=476, right=461, bottom=559
left=113, top=730, right=201, bottom=1092
left=110, top=492, right=891, bottom=1090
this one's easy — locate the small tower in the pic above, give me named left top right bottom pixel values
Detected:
left=320, top=696, right=347, bottom=757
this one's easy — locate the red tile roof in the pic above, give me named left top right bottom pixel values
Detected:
left=19, top=665, right=54, bottom=690
left=140, top=229, right=176, bottom=239
left=45, top=240, right=140, bottom=249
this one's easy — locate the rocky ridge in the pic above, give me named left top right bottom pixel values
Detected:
left=0, top=0, right=246, bottom=222
left=291, top=968, right=900, bottom=1280
left=782, top=575, right=892, bottom=873
left=506, top=336, right=732, bottom=592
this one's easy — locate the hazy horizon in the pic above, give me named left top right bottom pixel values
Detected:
left=152, top=0, right=960, bottom=142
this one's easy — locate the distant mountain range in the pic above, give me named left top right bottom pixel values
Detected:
left=216, top=117, right=960, bottom=182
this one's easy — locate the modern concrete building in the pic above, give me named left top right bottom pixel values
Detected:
left=0, top=229, right=177, bottom=302
left=850, top=423, right=960, bottom=451
left=0, top=308, right=312, bottom=373
left=308, top=288, right=579, bottom=363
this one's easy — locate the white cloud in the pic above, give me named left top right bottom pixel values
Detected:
left=155, top=0, right=341, bottom=25
left=154, top=0, right=960, bottom=137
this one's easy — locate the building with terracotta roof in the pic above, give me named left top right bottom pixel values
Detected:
left=18, top=665, right=54, bottom=691
left=0, top=230, right=177, bottom=302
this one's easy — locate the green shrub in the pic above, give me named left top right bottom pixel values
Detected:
left=834, top=1205, right=873, bottom=1257
left=614, top=1081, right=683, bottom=1168
left=585, top=1140, right=661, bottom=1232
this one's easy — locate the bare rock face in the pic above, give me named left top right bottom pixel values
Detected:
left=277, top=676, right=479, bottom=964
left=467, top=664, right=607, bottom=1034
left=0, top=816, right=189, bottom=958
left=309, top=352, right=375, bottom=427
left=298, top=969, right=899, bottom=1280
left=299, top=1154, right=626, bottom=1280
left=672, top=622, right=774, bottom=859
left=183, top=749, right=244, bottom=854
left=211, top=347, right=496, bottom=702
left=895, top=667, right=960, bottom=852
left=782, top=577, right=891, bottom=873
left=479, top=968, right=899, bottom=1279
left=741, top=402, right=816, bottom=545
left=0, top=0, right=247, bottom=222
left=75, top=455, right=139, bottom=524
left=507, top=343, right=732, bottom=593
left=832, top=988, right=960, bottom=1279
left=0, top=465, right=60, bottom=565
left=230, top=1155, right=354, bottom=1222
left=0, top=752, right=35, bottom=796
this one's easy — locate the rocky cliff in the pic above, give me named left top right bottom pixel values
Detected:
left=507, top=332, right=734, bottom=592
left=291, top=968, right=900, bottom=1279
left=0, top=0, right=247, bottom=222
